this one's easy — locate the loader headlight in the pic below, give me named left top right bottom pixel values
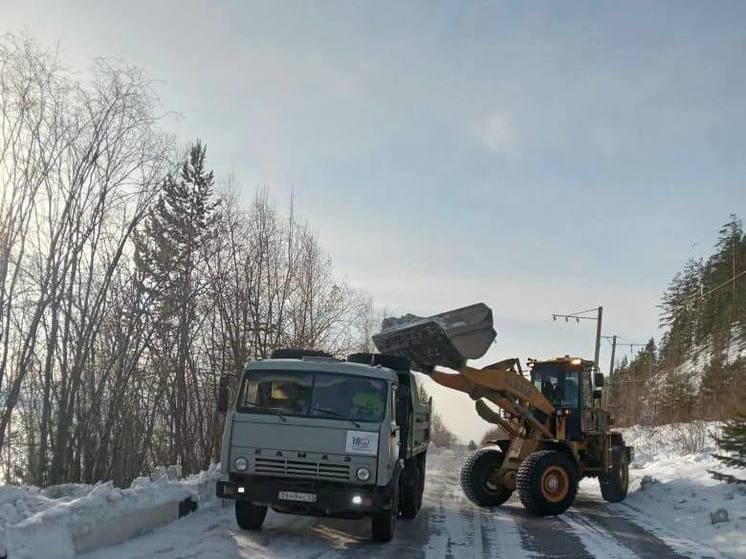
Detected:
left=356, top=467, right=371, bottom=481
left=234, top=456, right=248, bottom=471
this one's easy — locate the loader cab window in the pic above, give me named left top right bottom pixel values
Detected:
left=531, top=366, right=580, bottom=410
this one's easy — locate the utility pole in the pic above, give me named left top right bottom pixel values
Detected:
left=552, top=306, right=603, bottom=372
left=608, top=334, right=617, bottom=376
left=594, top=306, right=603, bottom=373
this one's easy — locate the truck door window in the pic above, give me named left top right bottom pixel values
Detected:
left=237, top=371, right=313, bottom=415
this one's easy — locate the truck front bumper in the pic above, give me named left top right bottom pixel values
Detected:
left=216, top=475, right=392, bottom=519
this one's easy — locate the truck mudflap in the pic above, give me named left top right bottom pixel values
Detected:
left=372, top=303, right=496, bottom=372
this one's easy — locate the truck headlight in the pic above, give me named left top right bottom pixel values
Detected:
left=356, top=467, right=371, bottom=481
left=234, top=457, right=248, bottom=471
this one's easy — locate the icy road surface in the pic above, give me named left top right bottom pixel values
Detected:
left=82, top=448, right=728, bottom=559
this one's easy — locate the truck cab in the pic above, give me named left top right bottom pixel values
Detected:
left=216, top=350, right=431, bottom=542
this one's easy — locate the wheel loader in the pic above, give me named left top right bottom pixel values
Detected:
left=372, top=303, right=632, bottom=516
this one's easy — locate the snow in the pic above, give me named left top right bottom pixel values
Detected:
left=3, top=424, right=746, bottom=558
left=581, top=422, right=746, bottom=559
left=0, top=465, right=220, bottom=559
left=675, top=326, right=745, bottom=390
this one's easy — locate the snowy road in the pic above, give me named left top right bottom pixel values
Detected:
left=82, top=449, right=728, bottom=559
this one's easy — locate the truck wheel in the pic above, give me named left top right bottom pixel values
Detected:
left=400, top=456, right=423, bottom=518
left=235, top=501, right=268, bottom=530
left=600, top=446, right=629, bottom=502
left=416, top=453, right=427, bottom=510
left=516, top=450, right=578, bottom=516
left=460, top=446, right=513, bottom=507
left=372, top=483, right=399, bottom=542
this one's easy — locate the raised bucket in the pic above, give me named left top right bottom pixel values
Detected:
left=372, top=303, right=497, bottom=372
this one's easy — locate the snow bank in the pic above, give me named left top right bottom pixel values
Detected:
left=0, top=465, right=219, bottom=559
left=582, top=422, right=746, bottom=558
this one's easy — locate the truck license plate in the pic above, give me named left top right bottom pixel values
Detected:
left=278, top=491, right=317, bottom=503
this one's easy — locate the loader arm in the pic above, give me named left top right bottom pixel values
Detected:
left=373, top=303, right=556, bottom=439
left=430, top=359, right=556, bottom=439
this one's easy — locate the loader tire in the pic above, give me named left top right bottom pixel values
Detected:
left=460, top=446, right=513, bottom=507
left=600, top=446, right=629, bottom=503
left=235, top=501, right=268, bottom=530
left=516, top=450, right=578, bottom=516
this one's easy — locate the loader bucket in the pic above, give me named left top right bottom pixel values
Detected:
left=372, top=303, right=496, bottom=372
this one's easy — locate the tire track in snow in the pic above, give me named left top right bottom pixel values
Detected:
left=508, top=502, right=595, bottom=559
left=561, top=510, right=638, bottom=559
left=421, top=452, right=526, bottom=558
left=613, top=501, right=726, bottom=559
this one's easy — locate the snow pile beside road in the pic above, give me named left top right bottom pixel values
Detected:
left=0, top=464, right=220, bottom=559
left=584, top=422, right=746, bottom=558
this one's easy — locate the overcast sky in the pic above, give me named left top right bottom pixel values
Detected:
left=6, top=1, right=746, bottom=440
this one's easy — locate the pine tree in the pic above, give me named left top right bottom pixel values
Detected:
left=134, top=140, right=219, bottom=472
left=712, top=385, right=746, bottom=483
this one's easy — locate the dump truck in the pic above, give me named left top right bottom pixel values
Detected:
left=216, top=349, right=431, bottom=542
left=373, top=303, right=632, bottom=516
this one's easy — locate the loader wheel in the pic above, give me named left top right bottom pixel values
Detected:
left=600, top=446, right=629, bottom=503
left=516, top=450, right=578, bottom=516
left=235, top=501, right=268, bottom=530
left=460, top=446, right=513, bottom=507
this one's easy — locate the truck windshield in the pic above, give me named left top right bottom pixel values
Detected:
left=237, top=370, right=388, bottom=423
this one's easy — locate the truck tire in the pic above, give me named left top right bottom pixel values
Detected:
left=516, top=450, right=578, bottom=516
left=460, top=446, right=513, bottom=507
left=235, top=501, right=268, bottom=530
left=600, top=446, right=629, bottom=502
left=372, top=482, right=399, bottom=542
left=399, top=455, right=424, bottom=518
left=416, top=453, right=427, bottom=510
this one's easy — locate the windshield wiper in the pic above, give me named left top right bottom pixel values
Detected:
left=314, top=407, right=360, bottom=428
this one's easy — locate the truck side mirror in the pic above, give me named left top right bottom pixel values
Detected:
left=217, top=375, right=230, bottom=413
left=594, top=372, right=604, bottom=388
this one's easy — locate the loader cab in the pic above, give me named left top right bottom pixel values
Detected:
left=530, top=357, right=595, bottom=438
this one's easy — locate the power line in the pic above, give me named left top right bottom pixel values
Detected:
left=551, top=306, right=603, bottom=374
left=699, top=269, right=745, bottom=300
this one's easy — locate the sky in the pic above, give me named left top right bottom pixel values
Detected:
left=4, top=1, right=746, bottom=441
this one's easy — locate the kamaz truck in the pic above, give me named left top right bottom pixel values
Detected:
left=216, top=349, right=431, bottom=542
